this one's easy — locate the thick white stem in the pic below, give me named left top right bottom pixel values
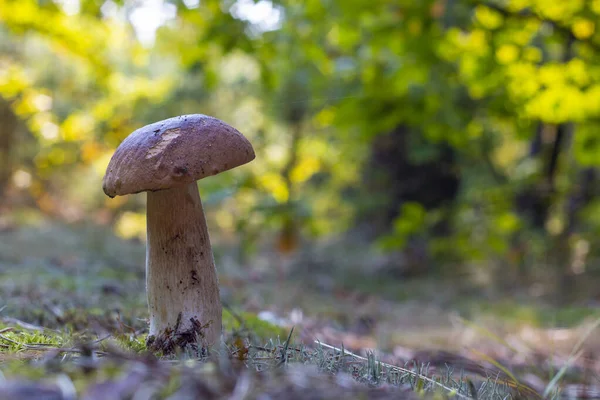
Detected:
left=146, top=183, right=221, bottom=346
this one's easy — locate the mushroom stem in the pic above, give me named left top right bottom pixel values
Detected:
left=145, top=182, right=221, bottom=350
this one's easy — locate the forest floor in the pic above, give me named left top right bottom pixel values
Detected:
left=0, top=217, right=599, bottom=399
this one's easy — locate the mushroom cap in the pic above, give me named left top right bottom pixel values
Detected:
left=102, top=114, right=255, bottom=197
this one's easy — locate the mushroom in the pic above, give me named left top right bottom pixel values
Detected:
left=102, top=114, right=255, bottom=353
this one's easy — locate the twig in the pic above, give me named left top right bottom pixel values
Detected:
left=1, top=317, right=46, bottom=331
left=222, top=301, right=247, bottom=330
left=0, top=334, right=110, bottom=356
left=0, top=332, right=65, bottom=348
left=0, top=333, right=22, bottom=346
left=543, top=317, right=600, bottom=398
left=315, top=340, right=472, bottom=399
left=248, top=345, right=275, bottom=352
left=41, top=347, right=109, bottom=356
left=277, top=327, right=295, bottom=367
left=92, top=334, right=112, bottom=344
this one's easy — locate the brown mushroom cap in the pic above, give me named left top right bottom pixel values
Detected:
left=102, top=114, right=255, bottom=197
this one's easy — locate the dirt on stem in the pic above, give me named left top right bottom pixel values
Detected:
left=146, top=312, right=213, bottom=355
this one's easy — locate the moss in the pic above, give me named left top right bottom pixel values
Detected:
left=0, top=329, right=66, bottom=352
left=222, top=308, right=287, bottom=342
left=109, top=334, right=147, bottom=353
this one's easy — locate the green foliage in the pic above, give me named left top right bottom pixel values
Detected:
left=379, top=202, right=427, bottom=250
left=466, top=301, right=600, bottom=328
left=222, top=308, right=287, bottom=341
left=2, top=0, right=600, bottom=280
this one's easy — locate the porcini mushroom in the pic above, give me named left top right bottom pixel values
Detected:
left=102, top=114, right=255, bottom=353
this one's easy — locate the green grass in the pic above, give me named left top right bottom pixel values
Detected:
left=0, top=328, right=65, bottom=351
left=460, top=301, right=600, bottom=328
left=0, top=326, right=532, bottom=399
left=0, top=221, right=596, bottom=398
left=0, top=302, right=552, bottom=399
left=338, top=271, right=600, bottom=329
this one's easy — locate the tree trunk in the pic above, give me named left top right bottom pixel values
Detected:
left=0, top=98, right=17, bottom=203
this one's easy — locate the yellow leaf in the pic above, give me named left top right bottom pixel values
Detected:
left=496, top=44, right=519, bottom=64
left=523, top=47, right=542, bottom=63
left=538, top=63, right=566, bottom=87
left=290, top=157, right=320, bottom=184
left=572, top=19, right=595, bottom=39
left=81, top=142, right=102, bottom=164
left=61, top=113, right=95, bottom=141
left=115, top=212, right=146, bottom=240
left=259, top=173, right=289, bottom=203
left=314, top=108, right=336, bottom=128
left=567, top=58, right=589, bottom=86
left=474, top=5, right=503, bottom=30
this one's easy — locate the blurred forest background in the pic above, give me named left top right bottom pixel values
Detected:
left=2, top=0, right=600, bottom=310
